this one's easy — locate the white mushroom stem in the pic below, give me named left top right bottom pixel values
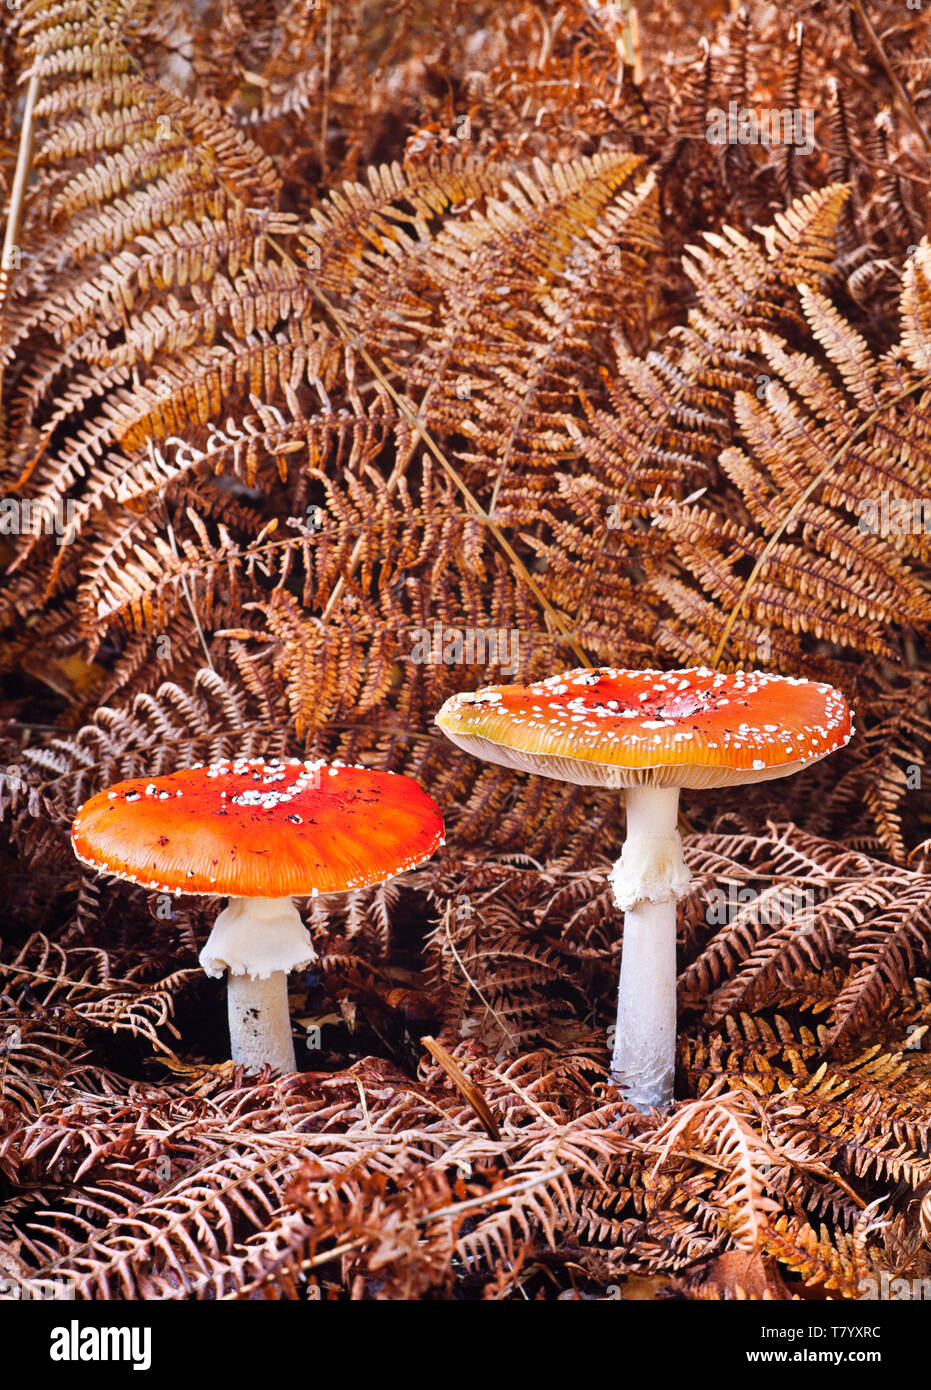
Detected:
left=608, top=784, right=690, bottom=1112
left=226, top=970, right=296, bottom=1074
left=198, top=896, right=315, bottom=1074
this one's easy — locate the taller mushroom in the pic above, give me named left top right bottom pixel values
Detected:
left=436, top=667, right=853, bottom=1111
left=72, top=759, right=444, bottom=1074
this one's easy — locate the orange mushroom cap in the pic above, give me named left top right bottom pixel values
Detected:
left=436, top=667, right=854, bottom=789
left=71, top=759, right=445, bottom=897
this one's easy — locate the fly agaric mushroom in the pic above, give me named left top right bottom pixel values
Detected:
left=436, top=667, right=853, bottom=1111
left=71, top=759, right=444, bottom=1074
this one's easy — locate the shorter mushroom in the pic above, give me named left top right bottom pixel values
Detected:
left=436, top=667, right=853, bottom=1111
left=72, top=759, right=444, bottom=1073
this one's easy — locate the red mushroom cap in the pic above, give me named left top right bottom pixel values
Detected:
left=71, top=759, right=445, bottom=896
left=436, top=667, right=853, bottom=789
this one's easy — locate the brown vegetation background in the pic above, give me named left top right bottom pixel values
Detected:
left=0, top=0, right=929, bottom=1299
